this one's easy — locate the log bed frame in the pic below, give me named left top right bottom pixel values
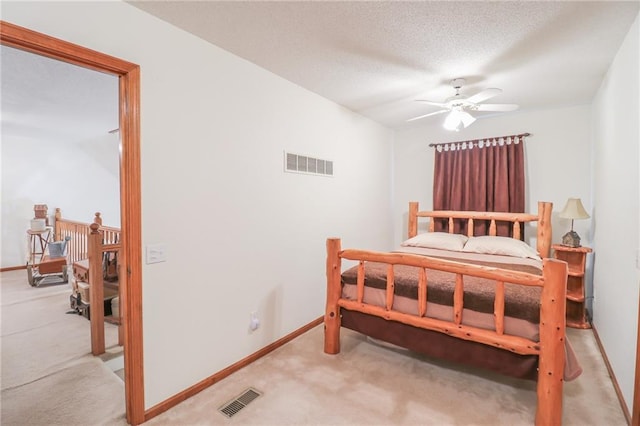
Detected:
left=324, top=201, right=568, bottom=425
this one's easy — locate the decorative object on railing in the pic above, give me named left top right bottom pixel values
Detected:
left=429, top=132, right=530, bottom=152
left=33, top=204, right=49, bottom=226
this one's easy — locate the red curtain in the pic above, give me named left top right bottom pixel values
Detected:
left=433, top=135, right=525, bottom=237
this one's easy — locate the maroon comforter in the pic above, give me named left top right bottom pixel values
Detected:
left=341, top=256, right=542, bottom=323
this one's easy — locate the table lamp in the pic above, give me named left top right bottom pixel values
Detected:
left=559, top=198, right=590, bottom=247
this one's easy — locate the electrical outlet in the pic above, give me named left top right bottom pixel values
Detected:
left=249, top=311, right=260, bottom=331
left=146, top=244, right=167, bottom=264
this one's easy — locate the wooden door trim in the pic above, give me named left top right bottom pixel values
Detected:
left=0, top=21, right=145, bottom=425
left=633, top=290, right=640, bottom=426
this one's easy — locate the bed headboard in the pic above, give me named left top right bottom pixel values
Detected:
left=408, top=201, right=553, bottom=258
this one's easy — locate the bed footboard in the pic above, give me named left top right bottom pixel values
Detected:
left=324, top=237, right=568, bottom=425
left=324, top=238, right=342, bottom=355
left=536, top=255, right=568, bottom=424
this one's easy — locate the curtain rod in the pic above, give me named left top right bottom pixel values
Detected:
left=428, top=132, right=531, bottom=148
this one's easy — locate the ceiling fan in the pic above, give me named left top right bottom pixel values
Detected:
left=407, top=78, right=519, bottom=131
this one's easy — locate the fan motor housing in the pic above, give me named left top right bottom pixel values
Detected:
left=450, top=78, right=466, bottom=89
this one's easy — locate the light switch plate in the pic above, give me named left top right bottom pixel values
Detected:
left=146, top=244, right=167, bottom=264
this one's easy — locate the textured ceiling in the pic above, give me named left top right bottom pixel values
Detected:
left=1, top=45, right=119, bottom=144
left=129, top=0, right=639, bottom=129
left=2, top=2, right=638, bottom=141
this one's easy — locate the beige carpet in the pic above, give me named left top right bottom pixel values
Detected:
left=146, top=325, right=626, bottom=425
left=1, top=269, right=125, bottom=425
left=1, top=356, right=127, bottom=426
left=2, top=268, right=627, bottom=425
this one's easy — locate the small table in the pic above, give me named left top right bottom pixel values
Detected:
left=27, top=227, right=53, bottom=264
left=552, top=244, right=592, bottom=328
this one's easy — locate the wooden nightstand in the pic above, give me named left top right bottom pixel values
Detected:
left=552, top=244, right=592, bottom=329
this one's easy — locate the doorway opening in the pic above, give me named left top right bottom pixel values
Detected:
left=0, top=21, right=144, bottom=425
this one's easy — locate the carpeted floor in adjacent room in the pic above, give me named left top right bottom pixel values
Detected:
left=1, top=269, right=125, bottom=426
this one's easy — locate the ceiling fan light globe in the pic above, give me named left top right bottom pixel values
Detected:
left=414, top=79, right=515, bottom=130
left=443, top=111, right=461, bottom=131
left=459, top=111, right=476, bottom=128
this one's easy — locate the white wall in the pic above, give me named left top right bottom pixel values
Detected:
left=1, top=132, right=120, bottom=267
left=393, top=105, right=593, bottom=248
left=393, top=11, right=640, bottom=413
left=1, top=1, right=394, bottom=408
left=591, top=12, right=639, bottom=411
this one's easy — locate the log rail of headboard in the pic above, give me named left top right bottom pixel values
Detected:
left=408, top=201, right=553, bottom=258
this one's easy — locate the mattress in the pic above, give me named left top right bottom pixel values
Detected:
left=339, top=246, right=582, bottom=380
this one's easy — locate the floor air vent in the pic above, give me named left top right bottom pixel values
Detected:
left=285, top=151, right=333, bottom=177
left=218, top=387, right=262, bottom=418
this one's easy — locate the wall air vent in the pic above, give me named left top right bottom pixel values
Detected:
left=284, top=151, right=333, bottom=177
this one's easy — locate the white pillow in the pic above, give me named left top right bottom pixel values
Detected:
left=462, top=236, right=541, bottom=260
left=401, top=232, right=468, bottom=252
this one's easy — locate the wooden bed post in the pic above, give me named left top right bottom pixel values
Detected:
left=535, top=258, right=567, bottom=425
left=325, top=238, right=342, bottom=354
left=409, top=202, right=419, bottom=238
left=537, top=202, right=553, bottom=258
left=88, top=222, right=106, bottom=356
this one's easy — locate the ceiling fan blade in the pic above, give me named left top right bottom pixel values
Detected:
left=406, top=109, right=448, bottom=122
left=466, top=88, right=502, bottom=104
left=415, top=100, right=448, bottom=108
left=475, top=103, right=519, bottom=112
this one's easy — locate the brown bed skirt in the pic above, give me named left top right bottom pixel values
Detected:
left=340, top=309, right=539, bottom=381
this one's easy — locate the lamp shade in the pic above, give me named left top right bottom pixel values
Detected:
left=559, top=198, right=590, bottom=220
